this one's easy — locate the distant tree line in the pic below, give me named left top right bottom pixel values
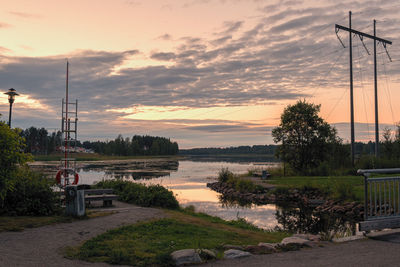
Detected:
left=18, top=126, right=178, bottom=156
left=82, top=135, right=179, bottom=156
left=20, top=127, right=64, bottom=155
left=179, top=145, right=277, bottom=155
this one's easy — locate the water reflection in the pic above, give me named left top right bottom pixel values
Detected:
left=63, top=159, right=357, bottom=236
left=77, top=160, right=280, bottom=229
left=274, top=203, right=357, bottom=237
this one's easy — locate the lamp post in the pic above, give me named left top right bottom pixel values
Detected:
left=4, top=88, right=19, bottom=127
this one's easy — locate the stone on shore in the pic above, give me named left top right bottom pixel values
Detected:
left=222, top=244, right=244, bottom=250
left=292, top=233, right=321, bottom=242
left=224, top=249, right=252, bottom=259
left=198, top=249, right=217, bottom=260
left=280, top=236, right=313, bottom=247
left=245, top=244, right=276, bottom=254
left=171, top=249, right=202, bottom=266
left=258, top=242, right=279, bottom=252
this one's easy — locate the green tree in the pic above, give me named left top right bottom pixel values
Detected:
left=382, top=127, right=394, bottom=159
left=0, top=118, right=31, bottom=201
left=272, top=100, right=338, bottom=173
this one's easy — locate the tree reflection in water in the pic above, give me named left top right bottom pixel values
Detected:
left=218, top=194, right=253, bottom=208
left=275, top=200, right=357, bottom=238
left=219, top=195, right=357, bottom=237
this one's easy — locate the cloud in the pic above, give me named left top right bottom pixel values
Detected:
left=9, top=11, right=42, bottom=19
left=186, top=123, right=272, bottom=133
left=0, top=22, right=11, bottom=28
left=150, top=52, right=176, bottom=61
left=0, top=46, right=12, bottom=53
left=1, top=0, right=400, bottom=147
left=220, top=21, right=243, bottom=35
left=157, top=33, right=172, bottom=40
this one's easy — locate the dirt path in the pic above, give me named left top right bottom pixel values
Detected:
left=0, top=201, right=165, bottom=267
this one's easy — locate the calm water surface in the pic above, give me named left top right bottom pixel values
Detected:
left=78, top=160, right=280, bottom=229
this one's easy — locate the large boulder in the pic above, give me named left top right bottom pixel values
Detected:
left=171, top=249, right=202, bottom=266
left=224, top=249, right=252, bottom=259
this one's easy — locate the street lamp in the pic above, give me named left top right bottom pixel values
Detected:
left=4, top=88, right=19, bottom=127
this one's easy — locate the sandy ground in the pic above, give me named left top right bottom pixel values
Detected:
left=0, top=201, right=165, bottom=267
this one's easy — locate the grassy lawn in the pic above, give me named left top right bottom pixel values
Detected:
left=267, top=175, right=365, bottom=202
left=67, top=209, right=289, bottom=266
left=33, top=153, right=183, bottom=162
left=0, top=210, right=114, bottom=232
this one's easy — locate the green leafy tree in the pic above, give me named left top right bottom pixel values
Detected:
left=272, top=100, right=338, bottom=173
left=0, top=118, right=31, bottom=201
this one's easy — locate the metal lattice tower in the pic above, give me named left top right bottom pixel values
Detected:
left=58, top=61, right=79, bottom=187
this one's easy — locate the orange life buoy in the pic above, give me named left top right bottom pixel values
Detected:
left=55, top=170, right=79, bottom=186
left=73, top=173, right=79, bottom=185
left=56, top=170, right=62, bottom=184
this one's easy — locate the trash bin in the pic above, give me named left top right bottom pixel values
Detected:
left=262, top=170, right=269, bottom=179
left=65, top=185, right=86, bottom=216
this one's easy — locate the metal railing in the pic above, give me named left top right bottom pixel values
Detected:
left=358, top=168, right=400, bottom=221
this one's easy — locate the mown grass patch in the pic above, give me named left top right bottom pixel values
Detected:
left=69, top=211, right=289, bottom=266
left=0, top=210, right=114, bottom=232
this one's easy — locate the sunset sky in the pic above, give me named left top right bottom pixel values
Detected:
left=1, top=0, right=400, bottom=148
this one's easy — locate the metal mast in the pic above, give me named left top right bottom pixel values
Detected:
left=374, top=20, right=379, bottom=157
left=59, top=60, right=79, bottom=187
left=349, top=11, right=355, bottom=166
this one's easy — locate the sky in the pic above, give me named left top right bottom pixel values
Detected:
left=1, top=0, right=400, bottom=148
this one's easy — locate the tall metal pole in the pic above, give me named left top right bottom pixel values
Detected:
left=64, top=61, right=69, bottom=176
left=349, top=11, right=355, bottom=166
left=336, top=13, right=392, bottom=164
left=8, top=102, right=13, bottom=127
left=374, top=20, right=379, bottom=157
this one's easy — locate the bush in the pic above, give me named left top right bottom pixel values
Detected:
left=329, top=179, right=356, bottom=201
left=235, top=179, right=256, bottom=193
left=0, top=167, right=60, bottom=216
left=0, top=120, right=32, bottom=201
left=218, top=167, right=234, bottom=183
left=356, top=155, right=400, bottom=170
left=94, top=180, right=179, bottom=209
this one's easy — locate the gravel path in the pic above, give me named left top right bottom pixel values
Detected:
left=3, top=202, right=400, bottom=267
left=0, top=201, right=165, bottom=267
left=199, top=232, right=400, bottom=267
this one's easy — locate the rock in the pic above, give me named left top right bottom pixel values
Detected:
left=244, top=245, right=268, bottom=254
left=198, top=249, right=217, bottom=260
left=258, top=242, right=279, bottom=250
left=245, top=244, right=276, bottom=254
left=292, top=234, right=321, bottom=242
left=280, top=236, right=312, bottom=247
left=222, top=244, right=244, bottom=250
left=224, top=249, right=252, bottom=259
left=171, top=249, right=202, bottom=266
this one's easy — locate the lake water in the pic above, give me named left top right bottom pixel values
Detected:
left=77, top=160, right=280, bottom=229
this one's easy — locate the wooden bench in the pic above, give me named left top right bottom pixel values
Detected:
left=84, top=189, right=118, bottom=207
left=253, top=170, right=271, bottom=179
